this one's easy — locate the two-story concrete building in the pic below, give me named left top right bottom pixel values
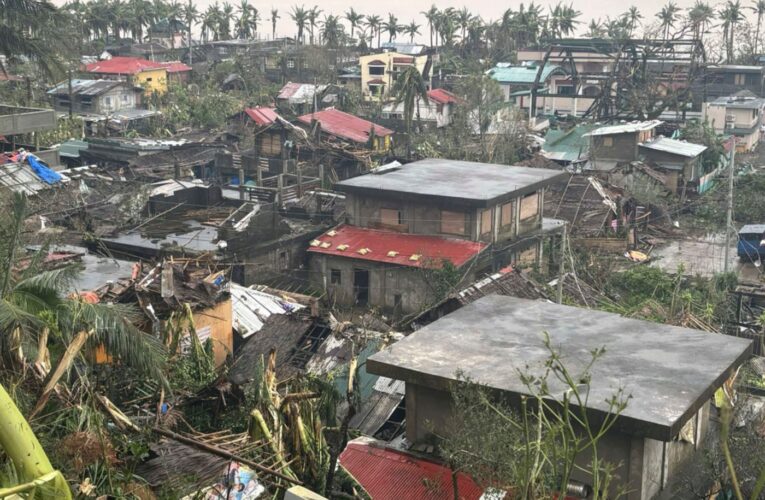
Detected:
left=703, top=90, right=765, bottom=152
left=307, top=159, right=566, bottom=314
left=367, top=295, right=752, bottom=500
left=359, top=51, right=429, bottom=102
left=85, top=56, right=191, bottom=95
left=380, top=88, right=459, bottom=128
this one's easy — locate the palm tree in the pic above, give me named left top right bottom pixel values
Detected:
left=421, top=5, right=439, bottom=48
left=0, top=193, right=167, bottom=404
left=321, top=14, right=344, bottom=47
left=751, top=0, right=765, bottom=55
left=270, top=8, right=279, bottom=39
left=687, top=1, right=715, bottom=43
left=345, top=7, right=363, bottom=42
left=623, top=6, right=642, bottom=36
left=549, top=3, right=581, bottom=39
left=383, top=13, right=400, bottom=43
left=183, top=0, right=198, bottom=53
left=216, top=1, right=233, bottom=39
left=365, top=14, right=382, bottom=48
left=587, top=18, right=606, bottom=38
left=202, top=4, right=222, bottom=41
left=456, top=7, right=472, bottom=41
left=656, top=1, right=680, bottom=40
left=403, top=20, right=421, bottom=43
left=290, top=5, right=307, bottom=44
left=236, top=0, right=254, bottom=38
left=719, top=0, right=744, bottom=62
left=436, top=8, right=457, bottom=46
left=390, top=66, right=428, bottom=159
left=307, top=5, right=322, bottom=44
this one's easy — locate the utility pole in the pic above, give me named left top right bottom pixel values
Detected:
left=724, top=139, right=736, bottom=273
left=187, top=0, right=193, bottom=65
left=557, top=222, right=567, bottom=304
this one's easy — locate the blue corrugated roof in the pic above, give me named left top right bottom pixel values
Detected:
left=488, top=64, right=564, bottom=84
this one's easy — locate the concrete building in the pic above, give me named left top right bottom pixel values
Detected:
left=0, top=104, right=60, bottom=167
left=359, top=52, right=429, bottom=102
left=703, top=91, right=765, bottom=152
left=697, top=65, right=765, bottom=101
left=367, top=295, right=752, bottom=500
left=85, top=57, right=191, bottom=95
left=585, top=120, right=662, bottom=171
left=307, top=159, right=566, bottom=314
left=487, top=62, right=567, bottom=110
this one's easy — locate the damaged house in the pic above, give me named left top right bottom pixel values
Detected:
left=308, top=158, right=566, bottom=315
left=367, top=295, right=752, bottom=500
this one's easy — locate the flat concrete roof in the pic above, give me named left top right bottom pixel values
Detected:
left=336, top=159, right=566, bottom=208
left=367, top=295, right=751, bottom=441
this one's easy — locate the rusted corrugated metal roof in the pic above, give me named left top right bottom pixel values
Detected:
left=297, top=108, right=393, bottom=143
left=307, top=224, right=486, bottom=269
left=427, top=88, right=458, bottom=104
left=339, top=439, right=484, bottom=500
left=244, top=106, right=280, bottom=126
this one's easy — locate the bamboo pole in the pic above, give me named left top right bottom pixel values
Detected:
left=152, top=427, right=302, bottom=485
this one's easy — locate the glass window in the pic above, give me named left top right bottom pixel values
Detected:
left=602, top=136, right=613, bottom=147
left=520, top=193, right=539, bottom=221
left=330, top=268, right=341, bottom=284
left=440, top=210, right=466, bottom=235
left=369, top=65, right=385, bottom=76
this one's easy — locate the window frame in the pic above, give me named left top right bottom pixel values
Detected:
left=330, top=268, right=342, bottom=284
left=440, top=210, right=467, bottom=236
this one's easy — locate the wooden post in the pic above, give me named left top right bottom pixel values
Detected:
left=256, top=163, right=263, bottom=185
left=277, top=174, right=284, bottom=206
left=296, top=164, right=303, bottom=197
left=173, top=162, right=181, bottom=179
left=318, top=164, right=325, bottom=189
left=238, top=167, right=245, bottom=201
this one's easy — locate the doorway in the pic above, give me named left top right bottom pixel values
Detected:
left=353, top=268, right=369, bottom=306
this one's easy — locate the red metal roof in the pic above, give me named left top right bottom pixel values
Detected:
left=244, top=106, right=280, bottom=126
left=157, top=61, right=192, bottom=73
left=86, top=56, right=166, bottom=75
left=393, top=56, right=415, bottom=64
left=307, top=224, right=485, bottom=268
left=367, top=59, right=386, bottom=66
left=367, top=78, right=386, bottom=85
left=427, top=88, right=459, bottom=104
left=277, top=82, right=302, bottom=99
left=340, top=441, right=484, bottom=500
left=297, top=108, right=394, bottom=143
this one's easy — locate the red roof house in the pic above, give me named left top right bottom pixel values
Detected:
left=427, top=88, right=459, bottom=105
left=296, top=108, right=393, bottom=145
left=307, top=224, right=486, bottom=269
left=86, top=56, right=165, bottom=75
left=243, top=106, right=281, bottom=126
left=339, top=439, right=484, bottom=500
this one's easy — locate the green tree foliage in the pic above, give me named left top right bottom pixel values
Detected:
left=680, top=119, right=726, bottom=172
left=153, top=84, right=241, bottom=134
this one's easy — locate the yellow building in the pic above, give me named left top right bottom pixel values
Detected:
left=359, top=52, right=429, bottom=102
left=85, top=56, right=183, bottom=95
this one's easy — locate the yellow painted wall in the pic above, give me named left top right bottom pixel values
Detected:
left=192, top=299, right=233, bottom=367
left=134, top=68, right=169, bottom=95
left=359, top=52, right=428, bottom=102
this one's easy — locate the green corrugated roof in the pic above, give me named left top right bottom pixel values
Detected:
left=541, top=124, right=597, bottom=162
left=58, top=139, right=88, bottom=158
left=488, top=64, right=564, bottom=84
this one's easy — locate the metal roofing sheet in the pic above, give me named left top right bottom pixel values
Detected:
left=86, top=56, right=167, bottom=74
left=277, top=82, right=327, bottom=103
left=297, top=108, right=393, bottom=143
left=307, top=224, right=486, bottom=269
left=231, top=283, right=305, bottom=338
left=47, top=79, right=124, bottom=96
left=244, top=106, right=280, bottom=126
left=339, top=440, right=484, bottom=500
left=587, top=120, right=663, bottom=136
left=488, top=64, right=563, bottom=84
left=639, top=137, right=707, bottom=158
left=427, top=88, right=458, bottom=104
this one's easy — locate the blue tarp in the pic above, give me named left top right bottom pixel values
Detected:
left=26, top=156, right=62, bottom=184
